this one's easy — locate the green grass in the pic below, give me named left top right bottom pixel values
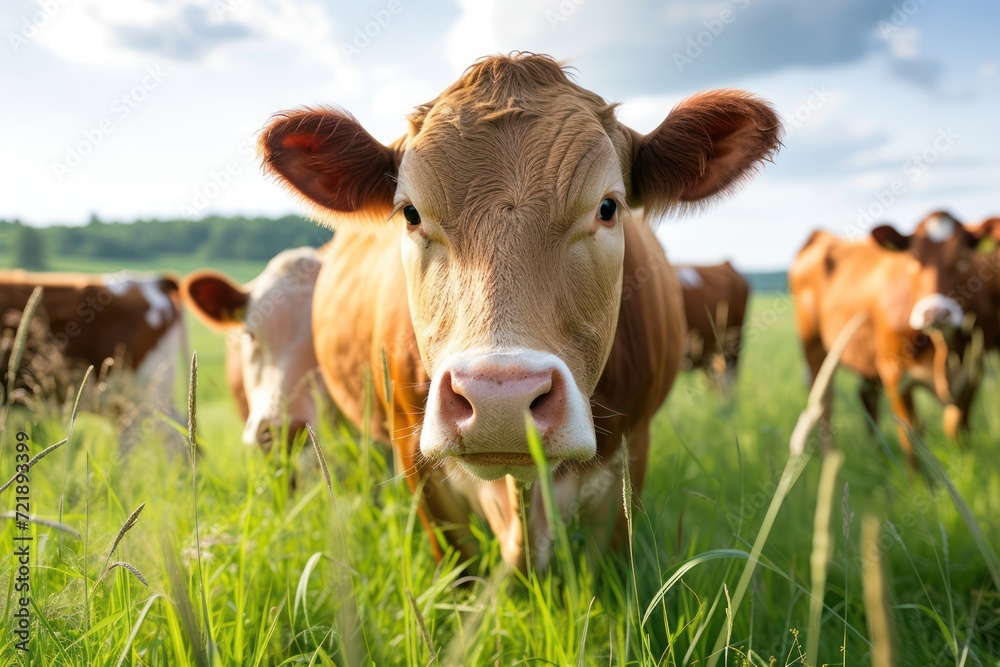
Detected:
left=2, top=292, right=999, bottom=665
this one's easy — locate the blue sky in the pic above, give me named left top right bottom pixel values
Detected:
left=2, top=0, right=997, bottom=269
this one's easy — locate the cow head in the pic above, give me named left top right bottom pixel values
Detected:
left=261, top=54, right=780, bottom=481
left=871, top=211, right=979, bottom=332
left=181, top=248, right=323, bottom=450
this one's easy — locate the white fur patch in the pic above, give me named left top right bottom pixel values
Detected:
left=102, top=272, right=133, bottom=296
left=136, top=317, right=183, bottom=411
left=676, top=266, right=703, bottom=288
left=925, top=214, right=955, bottom=243
left=909, top=294, right=964, bottom=330
left=138, top=280, right=174, bottom=328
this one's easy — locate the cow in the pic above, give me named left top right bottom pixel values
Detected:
left=181, top=247, right=326, bottom=450
left=789, top=211, right=985, bottom=466
left=965, top=217, right=1000, bottom=350
left=260, top=53, right=781, bottom=570
left=0, top=269, right=184, bottom=419
left=675, top=262, right=750, bottom=391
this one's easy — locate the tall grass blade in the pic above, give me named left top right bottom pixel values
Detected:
left=806, top=450, right=843, bottom=664
left=708, top=312, right=865, bottom=667
left=308, top=424, right=367, bottom=667
left=163, top=533, right=209, bottom=667
left=115, top=594, right=168, bottom=667
left=0, top=437, right=67, bottom=494
left=862, top=515, right=894, bottom=667
left=102, top=502, right=146, bottom=574
left=4, top=286, right=43, bottom=404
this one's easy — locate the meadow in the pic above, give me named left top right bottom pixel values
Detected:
left=1, top=284, right=999, bottom=665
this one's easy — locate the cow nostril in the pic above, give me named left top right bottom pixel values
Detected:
left=529, top=391, right=550, bottom=412
left=444, top=371, right=475, bottom=422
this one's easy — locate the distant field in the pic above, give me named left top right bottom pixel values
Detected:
left=0, top=252, right=269, bottom=284
left=2, top=285, right=999, bottom=663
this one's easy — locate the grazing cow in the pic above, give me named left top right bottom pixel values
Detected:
left=676, top=262, right=750, bottom=389
left=261, top=54, right=780, bottom=569
left=789, top=212, right=984, bottom=465
left=965, top=217, right=1000, bottom=350
left=181, top=247, right=326, bottom=450
left=0, top=270, right=184, bottom=411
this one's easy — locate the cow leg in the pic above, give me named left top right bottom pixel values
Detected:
left=878, top=370, right=920, bottom=468
left=859, top=378, right=881, bottom=434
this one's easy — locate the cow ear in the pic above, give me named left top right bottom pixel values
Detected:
left=628, top=90, right=781, bottom=216
left=182, top=272, right=248, bottom=331
left=871, top=225, right=910, bottom=251
left=260, top=108, right=398, bottom=230
left=970, top=217, right=1000, bottom=252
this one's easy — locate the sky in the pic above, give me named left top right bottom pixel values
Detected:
left=1, top=0, right=997, bottom=270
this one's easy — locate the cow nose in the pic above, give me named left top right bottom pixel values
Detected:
left=909, top=294, right=963, bottom=332
left=440, top=365, right=562, bottom=435
left=923, top=308, right=952, bottom=329
left=255, top=422, right=276, bottom=451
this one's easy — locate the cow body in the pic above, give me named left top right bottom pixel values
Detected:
left=262, top=53, right=780, bottom=569
left=676, top=262, right=750, bottom=388
left=789, top=213, right=983, bottom=464
left=181, top=247, right=328, bottom=450
left=315, top=212, right=684, bottom=566
left=0, top=270, right=184, bottom=409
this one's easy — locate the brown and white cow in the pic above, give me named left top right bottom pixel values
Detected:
left=0, top=269, right=184, bottom=412
left=676, top=262, right=750, bottom=390
left=181, top=247, right=327, bottom=450
left=790, top=211, right=984, bottom=465
left=260, top=54, right=780, bottom=569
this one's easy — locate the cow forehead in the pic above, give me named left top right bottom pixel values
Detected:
left=400, top=120, right=623, bottom=229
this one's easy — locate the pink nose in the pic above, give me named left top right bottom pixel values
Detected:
left=440, top=365, right=564, bottom=433
left=432, top=355, right=568, bottom=454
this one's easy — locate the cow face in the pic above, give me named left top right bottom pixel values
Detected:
left=871, top=212, right=979, bottom=332
left=261, top=54, right=780, bottom=481
left=182, top=248, right=322, bottom=450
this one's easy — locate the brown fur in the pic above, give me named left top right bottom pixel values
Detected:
left=264, top=53, right=780, bottom=569
left=0, top=270, right=183, bottom=373
left=789, top=212, right=984, bottom=465
left=677, top=262, right=750, bottom=382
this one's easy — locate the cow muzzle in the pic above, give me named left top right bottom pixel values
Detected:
left=909, top=294, right=963, bottom=331
left=421, top=350, right=596, bottom=482
left=243, top=416, right=309, bottom=451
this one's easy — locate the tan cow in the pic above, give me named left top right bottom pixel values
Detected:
left=675, top=262, right=750, bottom=390
left=0, top=269, right=184, bottom=411
left=261, top=53, right=780, bottom=570
left=790, top=212, right=985, bottom=465
left=181, top=247, right=326, bottom=450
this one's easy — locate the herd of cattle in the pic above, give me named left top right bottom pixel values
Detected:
left=2, top=54, right=997, bottom=570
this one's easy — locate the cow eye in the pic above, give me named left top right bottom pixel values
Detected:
left=403, top=205, right=421, bottom=226
left=598, top=198, right=617, bottom=222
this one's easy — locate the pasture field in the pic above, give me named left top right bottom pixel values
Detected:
left=2, top=292, right=999, bottom=665
left=0, top=253, right=268, bottom=285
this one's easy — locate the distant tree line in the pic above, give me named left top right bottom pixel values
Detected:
left=0, top=215, right=333, bottom=265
